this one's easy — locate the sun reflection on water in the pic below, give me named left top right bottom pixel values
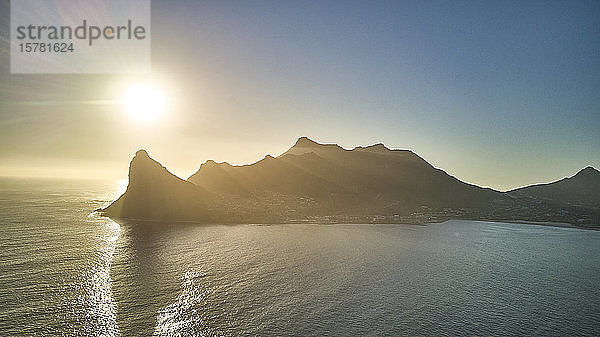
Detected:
left=154, top=269, right=211, bottom=337
left=79, top=218, right=121, bottom=336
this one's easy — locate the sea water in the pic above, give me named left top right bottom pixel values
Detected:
left=1, top=177, right=599, bottom=336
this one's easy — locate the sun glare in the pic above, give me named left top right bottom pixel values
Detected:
left=121, top=83, right=166, bottom=122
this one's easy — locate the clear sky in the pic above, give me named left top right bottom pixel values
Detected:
left=0, top=0, right=598, bottom=190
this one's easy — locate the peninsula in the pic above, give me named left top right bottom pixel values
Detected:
left=101, top=138, right=600, bottom=228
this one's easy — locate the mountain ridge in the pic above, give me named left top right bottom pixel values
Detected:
left=509, top=166, right=600, bottom=210
left=101, top=137, right=599, bottom=226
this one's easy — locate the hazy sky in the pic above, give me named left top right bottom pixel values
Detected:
left=0, top=0, right=598, bottom=190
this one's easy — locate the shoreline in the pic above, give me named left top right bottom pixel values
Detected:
left=97, top=211, right=600, bottom=231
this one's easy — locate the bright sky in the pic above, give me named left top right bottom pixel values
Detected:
left=0, top=0, right=598, bottom=190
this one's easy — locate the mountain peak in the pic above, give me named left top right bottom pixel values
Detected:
left=196, top=159, right=233, bottom=173
left=354, top=143, right=390, bottom=153
left=135, top=149, right=150, bottom=159
left=281, top=137, right=345, bottom=157
left=128, top=150, right=169, bottom=185
left=581, top=166, right=598, bottom=173
left=294, top=137, right=321, bottom=147
left=130, top=149, right=157, bottom=169
left=573, top=166, right=599, bottom=179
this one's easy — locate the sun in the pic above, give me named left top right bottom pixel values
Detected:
left=121, top=83, right=166, bottom=122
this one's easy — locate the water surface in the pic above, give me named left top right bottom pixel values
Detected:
left=1, top=178, right=599, bottom=336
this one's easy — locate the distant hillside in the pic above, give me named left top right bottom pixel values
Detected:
left=509, top=167, right=600, bottom=210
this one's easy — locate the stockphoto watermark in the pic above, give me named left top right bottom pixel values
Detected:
left=15, top=20, right=147, bottom=46
left=10, top=0, right=151, bottom=74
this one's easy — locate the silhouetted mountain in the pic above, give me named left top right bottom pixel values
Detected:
left=102, top=150, right=216, bottom=221
left=101, top=138, right=599, bottom=226
left=509, top=166, right=600, bottom=209
left=189, top=137, right=504, bottom=214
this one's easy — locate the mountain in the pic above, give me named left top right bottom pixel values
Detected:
left=188, top=137, right=504, bottom=215
left=100, top=138, right=599, bottom=226
left=509, top=166, right=600, bottom=210
left=102, top=150, right=218, bottom=222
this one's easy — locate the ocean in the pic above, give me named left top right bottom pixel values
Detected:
left=0, top=177, right=599, bottom=336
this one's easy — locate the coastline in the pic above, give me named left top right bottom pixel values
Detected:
left=97, top=210, right=600, bottom=231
